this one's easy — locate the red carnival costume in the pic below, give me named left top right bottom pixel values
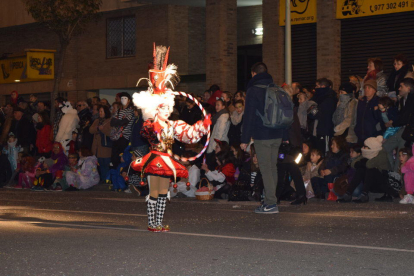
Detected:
left=131, top=44, right=210, bottom=232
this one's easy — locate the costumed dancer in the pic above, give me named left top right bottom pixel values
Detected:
left=131, top=44, right=211, bottom=232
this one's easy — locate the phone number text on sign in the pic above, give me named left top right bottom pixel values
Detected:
left=370, top=1, right=411, bottom=12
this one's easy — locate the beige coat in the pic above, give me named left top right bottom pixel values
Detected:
left=334, top=98, right=358, bottom=143
left=89, top=118, right=112, bottom=158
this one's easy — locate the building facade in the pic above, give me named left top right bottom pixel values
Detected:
left=0, top=0, right=413, bottom=104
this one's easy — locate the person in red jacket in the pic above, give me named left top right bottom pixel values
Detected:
left=35, top=112, right=53, bottom=157
left=201, top=150, right=236, bottom=199
left=206, top=84, right=222, bottom=106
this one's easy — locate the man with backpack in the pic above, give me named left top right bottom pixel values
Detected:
left=241, top=62, right=293, bottom=214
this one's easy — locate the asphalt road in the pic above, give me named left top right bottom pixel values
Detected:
left=1, top=188, right=414, bottom=276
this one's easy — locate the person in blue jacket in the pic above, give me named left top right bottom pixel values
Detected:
left=240, top=62, right=284, bottom=214
left=354, top=80, right=383, bottom=145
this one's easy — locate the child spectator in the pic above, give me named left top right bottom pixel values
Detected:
left=16, top=155, right=36, bottom=189
left=234, top=145, right=264, bottom=202
left=201, top=150, right=236, bottom=199
left=66, top=147, right=100, bottom=190
left=68, top=130, right=77, bottom=155
left=378, top=96, right=399, bottom=139
left=50, top=142, right=68, bottom=178
left=311, top=136, right=348, bottom=199
left=228, top=100, right=244, bottom=145
left=3, top=132, right=21, bottom=171
left=302, top=148, right=323, bottom=199
left=52, top=153, right=79, bottom=191
left=31, top=157, right=52, bottom=191
left=107, top=146, right=132, bottom=192
left=335, top=145, right=364, bottom=200
left=126, top=150, right=149, bottom=197
left=400, top=147, right=414, bottom=204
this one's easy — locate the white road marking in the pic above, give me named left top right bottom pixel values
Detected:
left=1, top=218, right=413, bottom=253
left=214, top=209, right=387, bottom=219
left=0, top=208, right=147, bottom=217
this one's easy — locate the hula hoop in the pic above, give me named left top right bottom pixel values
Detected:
left=172, top=91, right=210, bottom=162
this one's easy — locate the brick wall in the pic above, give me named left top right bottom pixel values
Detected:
left=262, top=0, right=284, bottom=85
left=206, top=0, right=237, bottom=93
left=317, top=0, right=341, bottom=90
left=0, top=5, right=207, bottom=103
left=237, top=5, right=262, bottom=47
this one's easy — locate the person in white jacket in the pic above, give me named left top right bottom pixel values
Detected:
left=207, top=99, right=230, bottom=154
left=55, top=102, right=79, bottom=151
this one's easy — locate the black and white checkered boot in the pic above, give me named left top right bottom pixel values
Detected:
left=147, top=197, right=159, bottom=232
left=156, top=194, right=169, bottom=232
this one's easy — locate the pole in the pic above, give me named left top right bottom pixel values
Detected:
left=285, top=0, right=292, bottom=85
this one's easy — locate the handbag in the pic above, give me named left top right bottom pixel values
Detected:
left=101, top=133, right=113, bottom=147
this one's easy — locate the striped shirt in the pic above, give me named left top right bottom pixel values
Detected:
left=115, top=107, right=134, bottom=140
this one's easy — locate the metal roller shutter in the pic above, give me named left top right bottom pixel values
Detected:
left=292, top=23, right=317, bottom=86
left=341, top=11, right=414, bottom=83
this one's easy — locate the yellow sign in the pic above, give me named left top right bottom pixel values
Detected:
left=337, top=0, right=414, bottom=19
left=280, top=0, right=317, bottom=26
left=27, top=51, right=54, bottom=80
left=0, top=49, right=54, bottom=84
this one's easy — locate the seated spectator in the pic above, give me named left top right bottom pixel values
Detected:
left=401, top=145, right=414, bottom=204
left=50, top=142, right=68, bottom=179
left=66, top=147, right=99, bottom=190
left=335, top=144, right=364, bottom=200
left=339, top=136, right=398, bottom=203
left=361, top=58, right=388, bottom=97
left=228, top=100, right=244, bottom=146
left=201, top=150, right=236, bottom=199
left=378, top=96, right=399, bottom=139
left=311, top=136, right=348, bottom=199
left=35, top=112, right=53, bottom=158
left=52, top=153, right=79, bottom=191
left=32, top=156, right=55, bottom=191
left=301, top=148, right=323, bottom=199
left=126, top=150, right=149, bottom=197
left=333, top=82, right=358, bottom=143
left=383, top=78, right=414, bottom=171
left=16, top=155, right=36, bottom=189
left=231, top=145, right=264, bottom=202
left=354, top=80, right=382, bottom=145
left=386, top=54, right=411, bottom=95
left=107, top=146, right=132, bottom=192
left=206, top=139, right=231, bottom=171
left=90, top=105, right=112, bottom=182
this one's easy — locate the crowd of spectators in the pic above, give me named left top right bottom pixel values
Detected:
left=1, top=53, right=414, bottom=205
